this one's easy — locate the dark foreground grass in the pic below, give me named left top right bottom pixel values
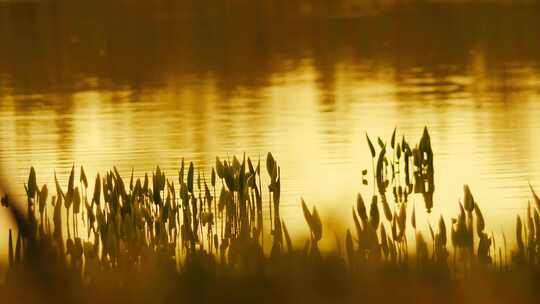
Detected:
left=2, top=128, right=540, bottom=304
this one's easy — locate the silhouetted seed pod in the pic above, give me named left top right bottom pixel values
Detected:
left=80, top=166, right=88, bottom=189
left=352, top=208, right=362, bottom=239
left=179, top=158, right=185, bottom=185
left=439, top=216, right=447, bottom=246
left=391, top=128, right=396, bottom=149
left=516, top=215, right=524, bottom=251
left=463, top=185, right=475, bottom=213
left=370, top=196, right=380, bottom=230
left=143, top=173, right=149, bottom=194
left=474, top=203, right=485, bottom=236
left=215, top=157, right=224, bottom=179
left=530, top=184, right=540, bottom=212
left=129, top=168, right=133, bottom=191
left=366, top=133, right=375, bottom=158
left=282, top=220, right=293, bottom=254
left=356, top=193, right=368, bottom=223
left=377, top=137, right=385, bottom=149
left=68, top=164, right=75, bottom=196
left=39, top=184, right=48, bottom=214
left=187, top=162, right=194, bottom=194
left=381, top=195, right=392, bottom=222
left=266, top=152, right=276, bottom=179
left=73, top=187, right=81, bottom=214
left=380, top=225, right=389, bottom=258
left=27, top=166, right=38, bottom=198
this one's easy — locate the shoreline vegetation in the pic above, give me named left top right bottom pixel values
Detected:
left=1, top=127, right=540, bottom=303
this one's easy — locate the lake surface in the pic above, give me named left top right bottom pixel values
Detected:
left=1, top=2, right=540, bottom=250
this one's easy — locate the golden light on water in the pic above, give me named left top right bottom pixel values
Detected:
left=1, top=61, right=540, bottom=253
left=1, top=1, right=540, bottom=260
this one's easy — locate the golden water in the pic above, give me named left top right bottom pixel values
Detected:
left=1, top=2, right=540, bottom=256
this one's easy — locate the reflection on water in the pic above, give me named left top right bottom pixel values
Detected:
left=1, top=2, right=540, bottom=252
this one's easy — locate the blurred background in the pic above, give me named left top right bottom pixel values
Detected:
left=0, top=0, right=540, bottom=259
